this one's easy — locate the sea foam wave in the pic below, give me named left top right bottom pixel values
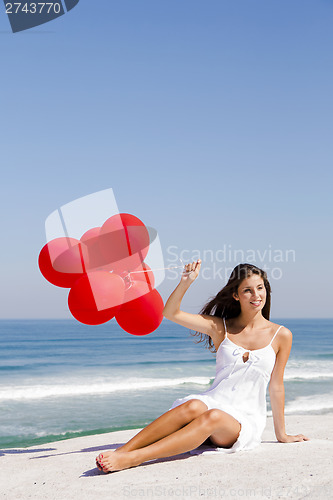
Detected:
left=0, top=376, right=212, bottom=401
left=284, top=359, right=333, bottom=380
left=268, top=392, right=333, bottom=415
left=284, top=371, right=333, bottom=380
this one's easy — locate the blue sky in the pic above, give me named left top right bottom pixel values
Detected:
left=0, top=0, right=332, bottom=319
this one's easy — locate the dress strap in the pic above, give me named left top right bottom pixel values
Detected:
left=269, top=325, right=283, bottom=345
left=222, top=317, right=228, bottom=338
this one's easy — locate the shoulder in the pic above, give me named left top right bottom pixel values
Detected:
left=279, top=326, right=292, bottom=339
left=270, top=326, right=293, bottom=383
left=265, top=322, right=292, bottom=353
left=274, top=326, right=292, bottom=355
left=267, top=321, right=292, bottom=340
left=275, top=324, right=292, bottom=342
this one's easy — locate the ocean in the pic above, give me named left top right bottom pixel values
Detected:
left=0, top=318, right=332, bottom=449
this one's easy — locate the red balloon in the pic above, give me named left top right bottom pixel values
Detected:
left=121, top=279, right=151, bottom=305
left=81, top=227, right=100, bottom=245
left=80, top=227, right=105, bottom=270
left=38, top=237, right=88, bottom=288
left=130, top=262, right=155, bottom=288
left=68, top=271, right=125, bottom=325
left=115, top=288, right=164, bottom=335
left=99, top=213, right=150, bottom=273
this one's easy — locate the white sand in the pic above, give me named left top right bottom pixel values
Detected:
left=1, top=414, right=332, bottom=500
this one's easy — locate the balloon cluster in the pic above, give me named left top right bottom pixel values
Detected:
left=38, top=213, right=164, bottom=335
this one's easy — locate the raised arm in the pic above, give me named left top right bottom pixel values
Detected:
left=269, top=327, right=309, bottom=443
left=163, top=259, right=223, bottom=339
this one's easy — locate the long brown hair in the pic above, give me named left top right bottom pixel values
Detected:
left=191, top=263, right=272, bottom=353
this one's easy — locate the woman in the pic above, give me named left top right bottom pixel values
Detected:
left=96, top=260, right=308, bottom=473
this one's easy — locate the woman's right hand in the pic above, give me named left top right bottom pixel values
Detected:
left=164, top=258, right=220, bottom=336
left=180, top=259, right=201, bottom=285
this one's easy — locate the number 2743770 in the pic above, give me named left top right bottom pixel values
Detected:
left=5, top=3, right=62, bottom=15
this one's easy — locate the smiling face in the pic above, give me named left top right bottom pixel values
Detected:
left=232, top=273, right=267, bottom=312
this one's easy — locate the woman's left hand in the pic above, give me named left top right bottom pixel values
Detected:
left=278, top=433, right=310, bottom=443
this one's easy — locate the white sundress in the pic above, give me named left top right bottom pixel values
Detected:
left=169, top=318, right=284, bottom=454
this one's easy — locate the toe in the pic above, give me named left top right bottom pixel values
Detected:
left=101, top=460, right=111, bottom=472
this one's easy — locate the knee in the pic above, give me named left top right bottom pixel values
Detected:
left=182, top=399, right=208, bottom=418
left=202, top=409, right=225, bottom=428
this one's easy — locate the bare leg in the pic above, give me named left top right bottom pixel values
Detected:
left=98, top=409, right=241, bottom=473
left=96, top=399, right=208, bottom=468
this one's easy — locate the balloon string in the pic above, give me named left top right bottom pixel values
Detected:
left=129, top=258, right=193, bottom=276
left=129, top=265, right=192, bottom=276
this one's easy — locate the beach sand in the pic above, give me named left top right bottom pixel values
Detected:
left=1, top=414, right=332, bottom=500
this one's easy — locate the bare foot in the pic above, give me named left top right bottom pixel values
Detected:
left=96, top=450, right=140, bottom=473
left=95, top=448, right=119, bottom=470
